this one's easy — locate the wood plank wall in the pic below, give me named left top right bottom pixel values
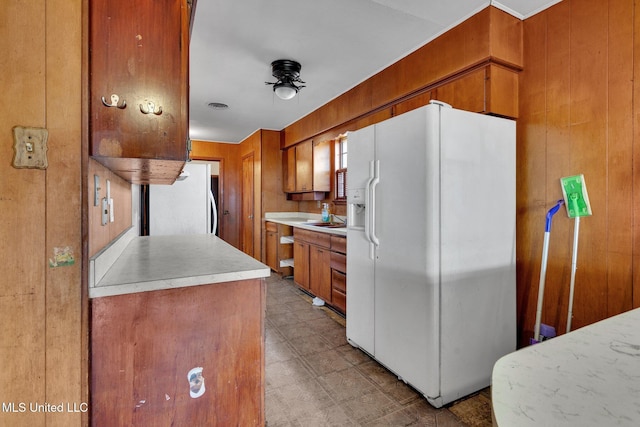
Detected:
left=517, top=0, right=638, bottom=346
left=0, top=0, right=86, bottom=425
left=88, top=160, right=133, bottom=257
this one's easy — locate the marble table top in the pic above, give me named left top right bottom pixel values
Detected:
left=89, top=234, right=270, bottom=298
left=492, top=307, right=640, bottom=426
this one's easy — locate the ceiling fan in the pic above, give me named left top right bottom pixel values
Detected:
left=265, top=59, right=306, bottom=100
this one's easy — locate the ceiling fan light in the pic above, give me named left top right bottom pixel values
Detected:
left=274, top=82, right=298, bottom=100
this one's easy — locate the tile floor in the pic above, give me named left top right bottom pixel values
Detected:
left=265, top=274, right=493, bottom=426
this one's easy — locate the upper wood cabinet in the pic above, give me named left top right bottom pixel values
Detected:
left=89, top=0, right=190, bottom=184
left=283, top=139, right=331, bottom=200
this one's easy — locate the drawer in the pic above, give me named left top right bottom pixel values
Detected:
left=294, top=228, right=330, bottom=248
left=330, top=252, right=346, bottom=273
left=330, top=235, right=346, bottom=254
left=331, top=287, right=346, bottom=314
left=331, top=270, right=346, bottom=293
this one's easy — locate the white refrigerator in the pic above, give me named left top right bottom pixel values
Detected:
left=346, top=101, right=516, bottom=408
left=149, top=162, right=217, bottom=235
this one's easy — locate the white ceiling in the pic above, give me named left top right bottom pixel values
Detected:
left=189, top=0, right=561, bottom=143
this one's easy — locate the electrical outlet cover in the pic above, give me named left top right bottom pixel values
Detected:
left=12, top=126, right=49, bottom=169
left=560, top=174, right=592, bottom=218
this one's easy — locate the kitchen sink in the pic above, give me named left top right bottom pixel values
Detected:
left=305, top=222, right=346, bottom=228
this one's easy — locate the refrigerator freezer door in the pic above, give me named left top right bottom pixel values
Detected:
left=371, top=105, right=442, bottom=399
left=346, top=126, right=376, bottom=355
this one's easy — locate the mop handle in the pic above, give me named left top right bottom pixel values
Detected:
left=534, top=199, right=565, bottom=342
left=566, top=216, right=580, bottom=333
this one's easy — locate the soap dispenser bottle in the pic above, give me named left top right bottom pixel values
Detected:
left=321, top=203, right=331, bottom=223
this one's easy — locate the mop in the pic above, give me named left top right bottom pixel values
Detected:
left=532, top=199, right=564, bottom=344
left=560, top=174, right=592, bottom=333
left=532, top=175, right=592, bottom=344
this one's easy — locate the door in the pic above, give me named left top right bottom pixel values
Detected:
left=345, top=125, right=376, bottom=355
left=309, top=245, right=331, bottom=302
left=371, top=105, right=441, bottom=397
left=293, top=241, right=309, bottom=290
left=242, top=153, right=254, bottom=256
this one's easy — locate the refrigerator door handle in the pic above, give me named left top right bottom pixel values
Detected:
left=369, top=160, right=380, bottom=248
left=364, top=160, right=375, bottom=259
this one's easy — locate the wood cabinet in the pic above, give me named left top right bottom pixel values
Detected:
left=309, top=245, right=331, bottom=302
left=330, top=235, right=347, bottom=314
left=89, top=0, right=190, bottom=184
left=293, top=239, right=310, bottom=290
left=91, top=279, right=265, bottom=426
left=295, top=140, right=313, bottom=192
left=283, top=139, right=331, bottom=200
left=265, top=221, right=293, bottom=276
left=293, top=228, right=345, bottom=311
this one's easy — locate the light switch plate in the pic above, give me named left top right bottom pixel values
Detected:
left=12, top=126, right=49, bottom=169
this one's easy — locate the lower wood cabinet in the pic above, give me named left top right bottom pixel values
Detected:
left=309, top=244, right=331, bottom=302
left=293, top=228, right=346, bottom=313
left=265, top=221, right=293, bottom=276
left=293, top=239, right=310, bottom=290
left=330, top=235, right=347, bottom=314
left=91, top=279, right=265, bottom=426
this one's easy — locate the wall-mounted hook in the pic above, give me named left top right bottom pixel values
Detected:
left=140, top=101, right=162, bottom=115
left=101, top=94, right=126, bottom=109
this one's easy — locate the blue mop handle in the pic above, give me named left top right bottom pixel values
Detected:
left=534, top=199, right=566, bottom=342
left=545, top=199, right=565, bottom=232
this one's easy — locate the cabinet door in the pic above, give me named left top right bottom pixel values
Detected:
left=265, top=230, right=278, bottom=271
left=312, top=139, right=331, bottom=192
left=295, top=140, right=313, bottom=192
left=282, top=147, right=296, bottom=193
left=309, top=245, right=332, bottom=302
left=90, top=0, right=188, bottom=182
left=293, top=241, right=310, bottom=290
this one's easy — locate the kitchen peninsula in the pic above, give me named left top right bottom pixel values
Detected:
left=492, top=307, right=640, bottom=426
left=89, top=232, right=269, bottom=426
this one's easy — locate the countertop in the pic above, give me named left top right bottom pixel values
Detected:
left=89, top=234, right=270, bottom=298
left=491, top=307, right=640, bottom=426
left=264, top=212, right=347, bottom=236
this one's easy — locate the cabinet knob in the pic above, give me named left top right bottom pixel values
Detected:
left=101, top=94, right=126, bottom=109
left=139, top=101, right=163, bottom=115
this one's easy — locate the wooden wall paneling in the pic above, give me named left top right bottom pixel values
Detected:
left=191, top=140, right=242, bottom=249
left=634, top=0, right=640, bottom=309
left=606, top=0, right=634, bottom=316
left=88, top=159, right=133, bottom=257
left=535, top=0, right=572, bottom=336
left=46, top=1, right=84, bottom=424
left=517, top=10, right=550, bottom=345
left=0, top=2, right=48, bottom=423
left=565, top=0, right=609, bottom=329
left=2, top=0, right=85, bottom=424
